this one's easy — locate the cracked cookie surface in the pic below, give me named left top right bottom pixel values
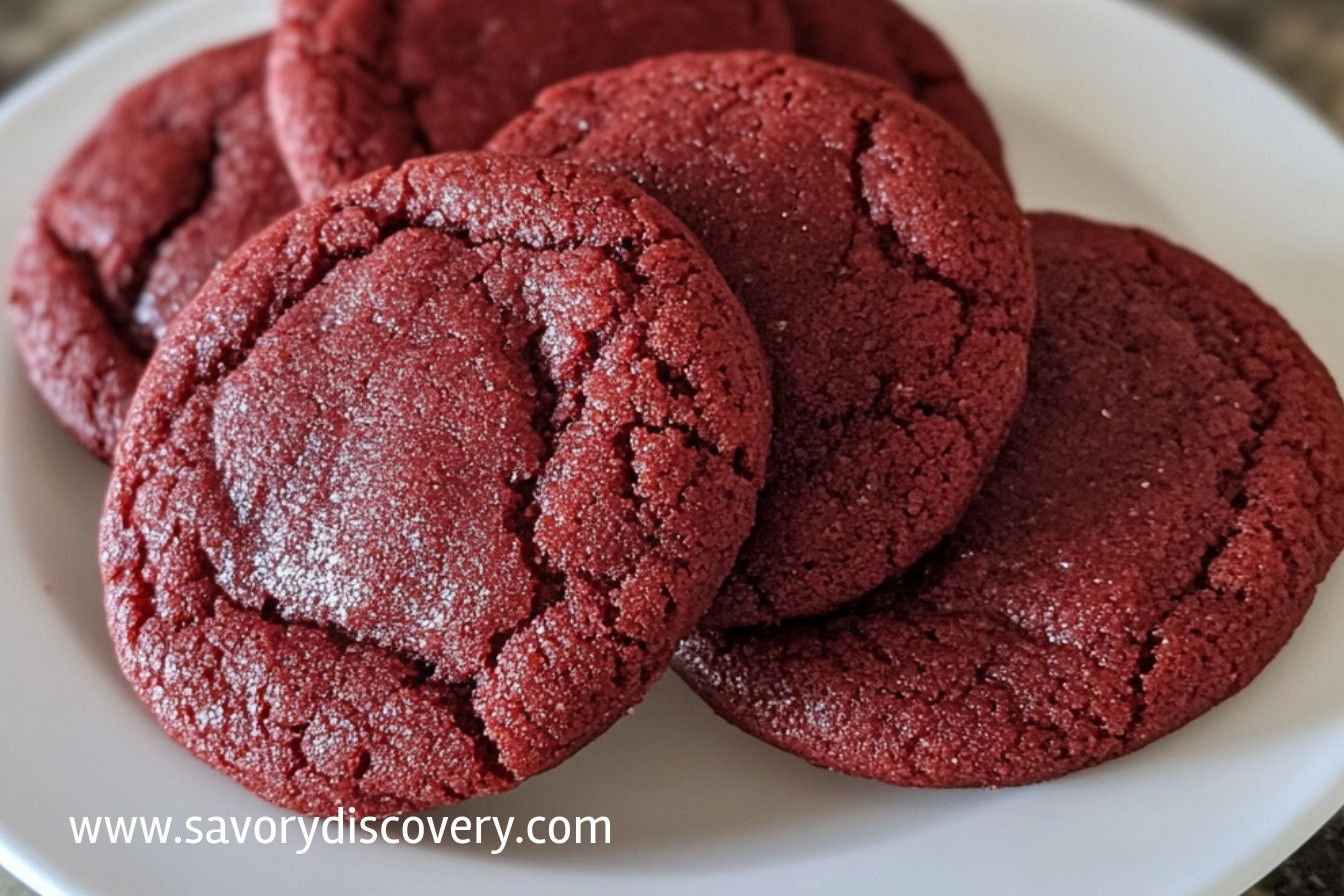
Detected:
left=7, top=35, right=298, bottom=461
left=266, top=0, right=794, bottom=201
left=782, top=0, right=1009, bottom=185
left=675, top=213, right=1344, bottom=787
left=489, top=52, right=1035, bottom=626
left=99, top=153, right=771, bottom=815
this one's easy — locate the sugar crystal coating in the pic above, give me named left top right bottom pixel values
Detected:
left=783, top=0, right=1009, bottom=184
left=267, top=0, right=795, bottom=199
left=100, top=153, right=771, bottom=815
left=8, top=35, right=298, bottom=460
left=490, top=52, right=1035, bottom=625
left=676, top=213, right=1344, bottom=786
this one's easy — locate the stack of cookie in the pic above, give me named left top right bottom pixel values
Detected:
left=8, top=0, right=1344, bottom=817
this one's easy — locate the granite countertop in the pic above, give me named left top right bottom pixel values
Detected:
left=1, top=2, right=1342, bottom=895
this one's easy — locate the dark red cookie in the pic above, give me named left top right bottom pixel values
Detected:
left=490, top=52, right=1035, bottom=627
left=8, top=35, right=298, bottom=461
left=676, top=213, right=1344, bottom=787
left=783, top=0, right=1008, bottom=184
left=99, top=153, right=771, bottom=816
left=266, top=0, right=794, bottom=200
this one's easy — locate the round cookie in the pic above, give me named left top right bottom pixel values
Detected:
left=489, top=52, right=1035, bottom=627
left=8, top=35, right=298, bottom=461
left=266, top=0, right=794, bottom=200
left=99, top=153, right=771, bottom=816
left=676, top=213, right=1344, bottom=788
left=783, top=0, right=1009, bottom=184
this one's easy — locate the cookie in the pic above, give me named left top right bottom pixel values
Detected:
left=7, top=35, right=298, bottom=461
left=676, top=213, right=1344, bottom=787
left=99, top=153, right=772, bottom=815
left=489, top=52, right=1035, bottom=627
left=784, top=0, right=1008, bottom=184
left=266, top=0, right=794, bottom=200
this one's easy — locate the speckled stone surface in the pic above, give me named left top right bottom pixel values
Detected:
left=1, top=1, right=1343, bottom=894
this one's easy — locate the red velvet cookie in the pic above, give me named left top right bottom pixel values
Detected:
left=676, top=213, right=1344, bottom=787
left=490, top=52, right=1035, bottom=627
left=8, top=36, right=298, bottom=461
left=784, top=0, right=1009, bottom=184
left=266, top=0, right=794, bottom=200
left=99, top=153, right=771, bottom=815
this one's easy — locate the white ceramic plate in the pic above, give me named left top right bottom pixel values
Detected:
left=2, top=0, right=1344, bottom=894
